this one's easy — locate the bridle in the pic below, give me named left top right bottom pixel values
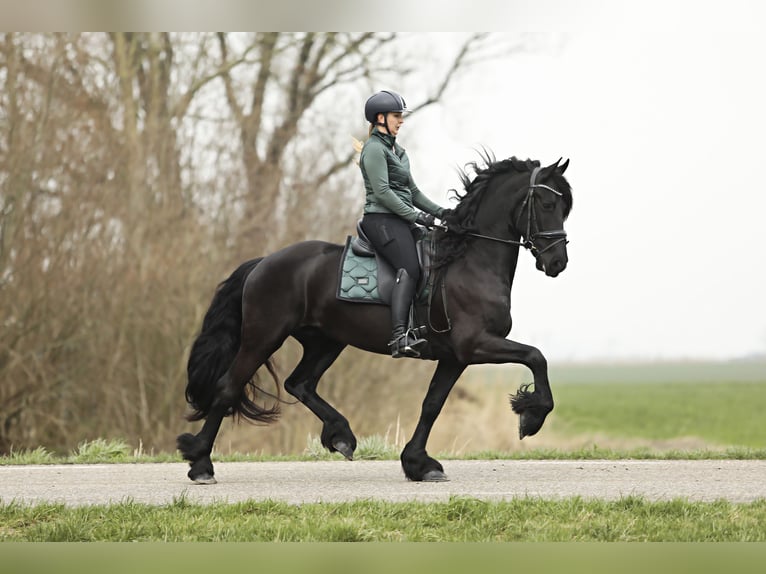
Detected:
left=445, top=166, right=569, bottom=257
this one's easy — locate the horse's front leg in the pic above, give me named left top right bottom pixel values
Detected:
left=464, top=336, right=554, bottom=439
left=400, top=358, right=466, bottom=481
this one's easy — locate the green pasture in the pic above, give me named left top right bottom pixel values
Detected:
left=549, top=380, right=766, bottom=448
left=549, top=360, right=766, bottom=449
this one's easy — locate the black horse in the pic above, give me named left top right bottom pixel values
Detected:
left=178, top=154, right=572, bottom=483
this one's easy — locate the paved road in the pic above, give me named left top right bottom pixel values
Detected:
left=2, top=460, right=765, bottom=506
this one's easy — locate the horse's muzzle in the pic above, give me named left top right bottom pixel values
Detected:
left=538, top=256, right=567, bottom=277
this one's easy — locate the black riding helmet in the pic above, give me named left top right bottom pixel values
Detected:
left=364, top=90, right=409, bottom=127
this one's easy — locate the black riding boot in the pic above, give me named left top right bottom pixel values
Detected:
left=389, top=269, right=427, bottom=358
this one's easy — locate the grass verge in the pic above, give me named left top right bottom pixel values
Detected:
left=1, top=496, right=765, bottom=542
left=3, top=437, right=766, bottom=466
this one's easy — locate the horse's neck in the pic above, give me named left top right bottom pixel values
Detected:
left=465, top=185, right=525, bottom=289
left=461, top=239, right=521, bottom=293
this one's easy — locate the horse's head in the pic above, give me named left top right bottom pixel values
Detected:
left=514, top=158, right=572, bottom=278
left=434, top=154, right=573, bottom=275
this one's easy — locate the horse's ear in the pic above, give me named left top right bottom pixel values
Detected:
left=559, top=158, right=570, bottom=174
left=539, top=158, right=561, bottom=180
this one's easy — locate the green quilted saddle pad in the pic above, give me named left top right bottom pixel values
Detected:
left=337, top=236, right=385, bottom=303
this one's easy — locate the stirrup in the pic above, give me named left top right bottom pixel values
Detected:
left=389, top=330, right=427, bottom=359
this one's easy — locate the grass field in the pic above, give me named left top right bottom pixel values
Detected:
left=549, top=380, right=766, bottom=448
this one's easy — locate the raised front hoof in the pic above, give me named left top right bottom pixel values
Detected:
left=518, top=408, right=550, bottom=439
left=333, top=440, right=354, bottom=461
left=422, top=469, right=449, bottom=482
left=510, top=385, right=552, bottom=439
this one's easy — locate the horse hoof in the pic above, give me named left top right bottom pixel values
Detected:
left=518, top=408, right=548, bottom=439
left=422, top=470, right=449, bottom=482
left=333, top=440, right=354, bottom=461
left=191, top=473, right=217, bottom=485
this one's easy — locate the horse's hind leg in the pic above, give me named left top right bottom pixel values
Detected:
left=179, top=333, right=288, bottom=484
left=284, top=328, right=355, bottom=459
left=178, top=350, right=264, bottom=483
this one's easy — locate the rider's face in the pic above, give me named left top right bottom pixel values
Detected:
left=378, top=112, right=404, bottom=136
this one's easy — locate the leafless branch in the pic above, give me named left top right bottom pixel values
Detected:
left=409, top=33, right=490, bottom=116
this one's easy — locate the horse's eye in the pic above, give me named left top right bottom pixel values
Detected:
left=542, top=202, right=555, bottom=210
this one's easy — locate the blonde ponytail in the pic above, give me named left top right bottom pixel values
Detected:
left=352, top=135, right=365, bottom=166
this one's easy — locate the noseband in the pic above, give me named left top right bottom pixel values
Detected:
left=454, top=166, right=569, bottom=257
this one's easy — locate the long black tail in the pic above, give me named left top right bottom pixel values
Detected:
left=185, top=257, right=280, bottom=423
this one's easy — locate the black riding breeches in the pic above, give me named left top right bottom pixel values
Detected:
left=360, top=213, right=420, bottom=283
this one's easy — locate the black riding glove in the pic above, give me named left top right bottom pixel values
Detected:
left=415, top=212, right=436, bottom=228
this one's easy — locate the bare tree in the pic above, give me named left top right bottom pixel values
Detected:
left=214, top=32, right=493, bottom=249
left=0, top=32, right=226, bottom=451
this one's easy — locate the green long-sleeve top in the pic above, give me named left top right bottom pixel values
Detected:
left=360, top=130, right=444, bottom=222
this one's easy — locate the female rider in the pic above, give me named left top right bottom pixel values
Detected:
left=359, top=90, right=447, bottom=358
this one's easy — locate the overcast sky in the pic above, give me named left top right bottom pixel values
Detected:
left=403, top=8, right=766, bottom=362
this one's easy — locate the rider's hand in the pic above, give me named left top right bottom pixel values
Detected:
left=415, top=212, right=436, bottom=228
